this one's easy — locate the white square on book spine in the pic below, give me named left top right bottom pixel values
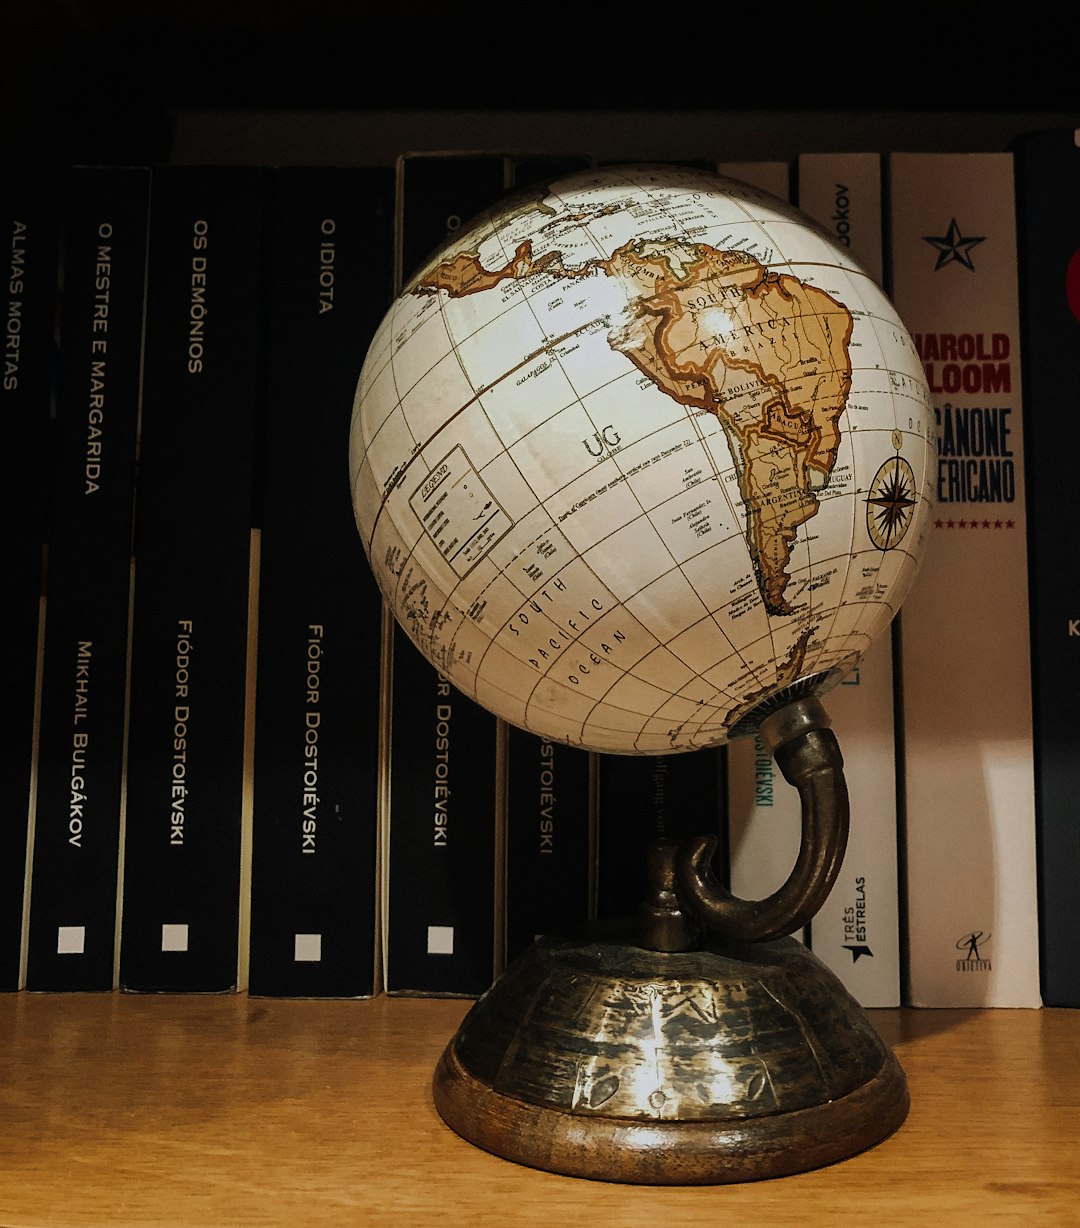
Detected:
left=427, top=925, right=454, bottom=955
left=56, top=926, right=85, bottom=955
left=294, top=933, right=322, bottom=962
left=161, top=924, right=189, bottom=952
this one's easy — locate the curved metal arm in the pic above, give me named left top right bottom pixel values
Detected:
left=673, top=696, right=849, bottom=945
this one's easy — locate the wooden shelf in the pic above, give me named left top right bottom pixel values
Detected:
left=0, top=993, right=1076, bottom=1224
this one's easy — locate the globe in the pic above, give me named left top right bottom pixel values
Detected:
left=350, top=163, right=935, bottom=756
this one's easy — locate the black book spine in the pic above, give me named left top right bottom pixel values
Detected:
left=247, top=166, right=393, bottom=998
left=398, top=152, right=511, bottom=288
left=504, top=727, right=592, bottom=962
left=119, top=165, right=264, bottom=992
left=2, top=171, right=62, bottom=990
left=383, top=153, right=510, bottom=996
left=386, top=627, right=501, bottom=995
left=1014, top=128, right=1080, bottom=1008
left=25, top=166, right=149, bottom=991
left=500, top=152, right=597, bottom=966
left=595, top=748, right=726, bottom=925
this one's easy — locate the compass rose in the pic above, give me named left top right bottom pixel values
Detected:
left=866, top=455, right=917, bottom=550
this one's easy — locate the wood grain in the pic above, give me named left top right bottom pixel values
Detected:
left=0, top=994, right=1076, bottom=1226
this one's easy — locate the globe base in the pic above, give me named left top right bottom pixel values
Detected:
left=432, top=923, right=908, bottom=1185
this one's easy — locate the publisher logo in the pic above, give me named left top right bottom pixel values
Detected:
left=923, top=218, right=986, bottom=271
left=842, top=875, right=873, bottom=962
left=955, top=930, right=992, bottom=973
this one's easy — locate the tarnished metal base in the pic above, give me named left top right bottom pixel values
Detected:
left=433, top=922, right=909, bottom=1184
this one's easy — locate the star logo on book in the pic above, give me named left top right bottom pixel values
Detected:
left=843, top=944, right=874, bottom=962
left=923, top=218, right=986, bottom=271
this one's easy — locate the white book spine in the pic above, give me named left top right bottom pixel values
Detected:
left=715, top=160, right=805, bottom=941
left=796, top=151, right=883, bottom=285
left=726, top=732, right=804, bottom=941
left=888, top=151, right=1041, bottom=1008
left=796, top=152, right=900, bottom=1006
left=815, top=640, right=902, bottom=1006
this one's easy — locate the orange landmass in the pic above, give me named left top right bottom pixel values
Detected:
left=414, top=231, right=854, bottom=616
left=601, top=239, right=853, bottom=614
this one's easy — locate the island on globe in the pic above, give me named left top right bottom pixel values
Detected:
left=350, top=163, right=935, bottom=755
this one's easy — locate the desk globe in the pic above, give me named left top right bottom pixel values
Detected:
left=349, top=163, right=934, bottom=1184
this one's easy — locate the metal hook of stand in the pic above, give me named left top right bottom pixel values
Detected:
left=638, top=694, right=850, bottom=952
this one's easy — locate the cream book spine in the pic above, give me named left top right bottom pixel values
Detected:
left=887, top=151, right=1041, bottom=1008
left=796, top=152, right=901, bottom=1007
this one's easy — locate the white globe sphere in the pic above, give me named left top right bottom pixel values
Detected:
left=350, top=163, right=934, bottom=755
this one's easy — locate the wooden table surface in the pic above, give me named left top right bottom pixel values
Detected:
left=0, top=993, right=1077, bottom=1227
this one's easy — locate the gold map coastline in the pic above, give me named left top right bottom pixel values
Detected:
left=416, top=235, right=854, bottom=617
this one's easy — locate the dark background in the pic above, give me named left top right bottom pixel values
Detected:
left=6, top=1, right=1080, bottom=169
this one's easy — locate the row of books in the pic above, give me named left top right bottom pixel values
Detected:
left=4, top=133, right=1076, bottom=1009
left=4, top=163, right=391, bottom=999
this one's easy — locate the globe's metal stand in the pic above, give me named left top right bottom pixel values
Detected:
left=432, top=696, right=909, bottom=1184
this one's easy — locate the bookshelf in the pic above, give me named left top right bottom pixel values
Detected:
left=7, top=3, right=1080, bottom=171
left=7, top=6, right=1079, bottom=1220
left=0, top=993, right=1077, bottom=1225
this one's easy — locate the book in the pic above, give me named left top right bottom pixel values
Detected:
left=24, top=166, right=149, bottom=992
left=808, top=639, right=901, bottom=1007
left=398, top=151, right=511, bottom=286
left=795, top=151, right=901, bottom=1007
left=247, top=165, right=394, bottom=998
left=724, top=727, right=805, bottom=941
left=384, top=625, right=501, bottom=996
left=713, top=160, right=808, bottom=943
left=381, top=152, right=510, bottom=996
left=119, top=165, right=265, bottom=993
left=2, top=171, right=62, bottom=990
left=1012, top=127, right=1080, bottom=1008
left=796, top=151, right=884, bottom=287
left=504, top=727, right=593, bottom=962
left=887, top=151, right=1041, bottom=1008
left=594, top=748, right=726, bottom=926
left=499, top=153, right=598, bottom=966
